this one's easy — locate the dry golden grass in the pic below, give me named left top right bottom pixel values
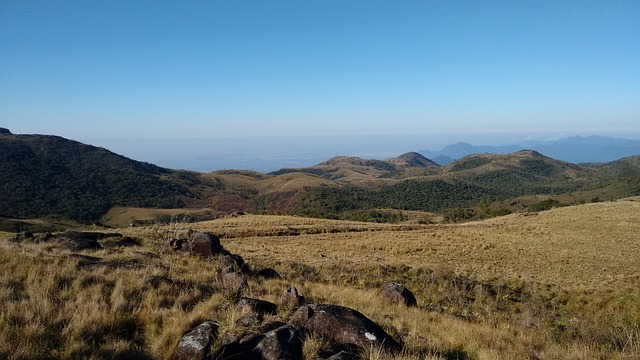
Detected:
left=174, top=199, right=639, bottom=291
left=202, top=171, right=336, bottom=195
left=101, top=207, right=219, bottom=228
left=1, top=198, right=639, bottom=359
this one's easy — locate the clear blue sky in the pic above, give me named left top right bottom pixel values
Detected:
left=1, top=0, right=639, bottom=141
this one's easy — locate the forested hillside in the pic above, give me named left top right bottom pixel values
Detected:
left=0, top=133, right=193, bottom=222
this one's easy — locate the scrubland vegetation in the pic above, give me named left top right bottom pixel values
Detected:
left=1, top=198, right=639, bottom=359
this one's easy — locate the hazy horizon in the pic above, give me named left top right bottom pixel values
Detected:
left=2, top=1, right=638, bottom=171
left=70, top=130, right=640, bottom=172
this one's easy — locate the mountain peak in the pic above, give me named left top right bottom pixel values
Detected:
left=385, top=152, right=439, bottom=167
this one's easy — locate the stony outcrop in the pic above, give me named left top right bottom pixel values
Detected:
left=289, top=304, right=400, bottom=353
left=167, top=232, right=223, bottom=257
left=214, top=324, right=305, bottom=360
left=54, top=232, right=103, bottom=251
left=185, top=232, right=222, bottom=257
left=8, top=231, right=33, bottom=242
left=218, top=254, right=247, bottom=274
left=378, top=282, right=417, bottom=307
left=168, top=238, right=187, bottom=251
left=281, top=286, right=306, bottom=308
left=174, top=321, right=218, bottom=360
left=0, top=127, right=11, bottom=135
left=235, top=298, right=278, bottom=326
left=237, top=298, right=278, bottom=317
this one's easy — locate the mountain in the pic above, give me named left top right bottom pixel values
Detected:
left=0, top=132, right=193, bottom=222
left=2, top=130, right=639, bottom=225
left=383, top=152, right=440, bottom=168
left=420, top=136, right=640, bottom=164
left=439, top=142, right=523, bottom=159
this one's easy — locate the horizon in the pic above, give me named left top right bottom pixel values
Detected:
left=3, top=126, right=640, bottom=172
left=1, top=1, right=639, bottom=145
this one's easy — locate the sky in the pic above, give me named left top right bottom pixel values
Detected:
left=1, top=1, right=639, bottom=170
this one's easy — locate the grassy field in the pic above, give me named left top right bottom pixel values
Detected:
left=1, top=198, right=639, bottom=359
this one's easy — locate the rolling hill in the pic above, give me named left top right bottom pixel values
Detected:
left=0, top=132, right=194, bottom=222
left=2, top=131, right=639, bottom=226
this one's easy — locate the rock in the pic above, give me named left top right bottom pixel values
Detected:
left=220, top=272, right=247, bottom=292
left=168, top=238, right=187, bottom=251
left=255, top=268, right=281, bottom=279
left=218, top=254, right=247, bottom=274
left=230, top=211, right=246, bottom=217
left=235, top=297, right=278, bottom=328
left=378, top=282, right=417, bottom=307
left=0, top=127, right=11, bottom=135
left=33, top=232, right=54, bottom=243
left=237, top=298, right=278, bottom=317
left=281, top=287, right=305, bottom=308
left=289, top=304, right=400, bottom=353
left=70, top=254, right=103, bottom=269
left=186, top=232, right=222, bottom=257
left=325, top=350, right=360, bottom=360
left=175, top=321, right=218, bottom=360
left=8, top=231, right=33, bottom=242
left=254, top=324, right=306, bottom=360
left=214, top=324, right=305, bottom=360
left=54, top=233, right=102, bottom=251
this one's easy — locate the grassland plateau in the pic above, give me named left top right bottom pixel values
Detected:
left=1, top=131, right=639, bottom=359
left=1, top=198, right=639, bottom=359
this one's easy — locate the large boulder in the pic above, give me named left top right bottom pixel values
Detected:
left=218, top=254, right=247, bottom=274
left=0, top=127, right=11, bottom=135
left=378, top=282, right=417, bottom=307
left=174, top=321, right=218, bottom=360
left=254, top=324, right=306, bottom=360
left=237, top=298, right=278, bottom=317
left=54, top=232, right=103, bottom=251
left=185, top=232, right=222, bottom=257
left=289, top=304, right=400, bottom=353
left=214, top=324, right=305, bottom=360
left=236, top=298, right=278, bottom=327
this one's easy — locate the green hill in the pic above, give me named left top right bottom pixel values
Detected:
left=2, top=131, right=639, bottom=225
left=0, top=133, right=193, bottom=222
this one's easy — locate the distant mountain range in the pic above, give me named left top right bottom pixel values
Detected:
left=420, top=135, right=640, bottom=165
left=2, top=128, right=640, bottom=225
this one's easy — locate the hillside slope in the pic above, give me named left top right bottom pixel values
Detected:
left=0, top=133, right=192, bottom=222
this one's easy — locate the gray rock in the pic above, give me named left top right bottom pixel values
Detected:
left=54, top=234, right=102, bottom=251
left=281, top=287, right=305, bottom=308
left=289, top=304, right=400, bottom=353
left=186, top=232, right=222, bottom=257
left=52, top=231, right=124, bottom=251
left=168, top=238, right=187, bottom=251
left=236, top=298, right=278, bottom=318
left=174, top=321, right=218, bottom=360
left=218, top=254, right=247, bottom=274
left=214, top=324, right=305, bottom=360
left=378, top=282, right=417, bottom=307
left=8, top=231, right=33, bottom=242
